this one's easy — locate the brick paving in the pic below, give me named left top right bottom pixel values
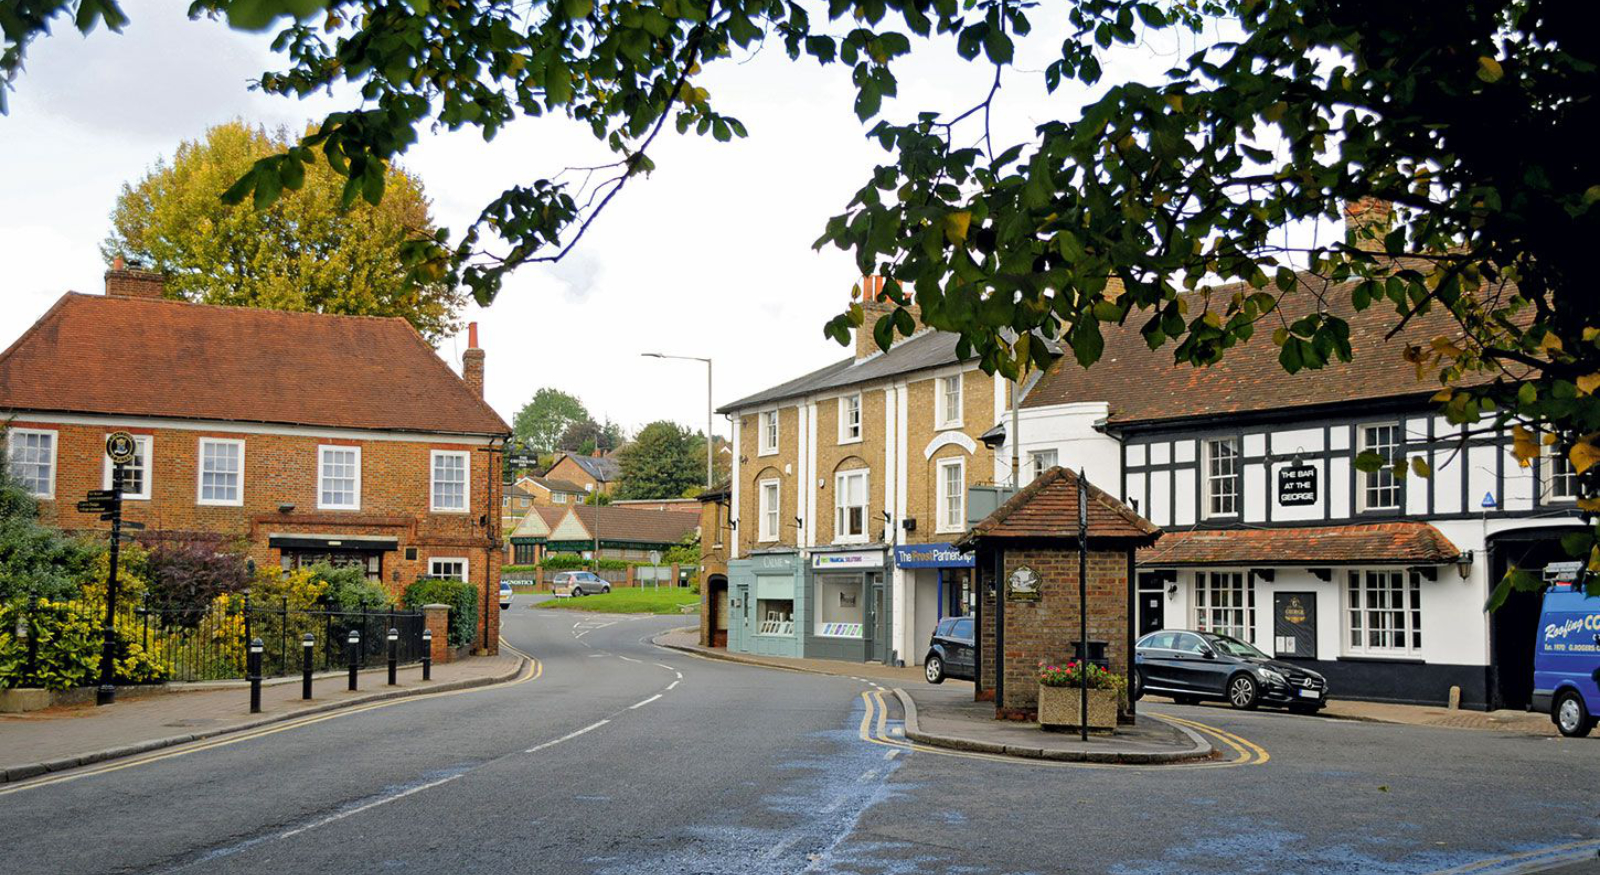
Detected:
left=0, top=653, right=524, bottom=781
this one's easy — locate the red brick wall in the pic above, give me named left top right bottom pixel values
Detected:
left=977, top=545, right=1131, bottom=717
left=14, top=418, right=504, bottom=653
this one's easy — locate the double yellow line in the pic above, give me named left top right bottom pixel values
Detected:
left=0, top=644, right=542, bottom=797
left=857, top=689, right=1270, bottom=770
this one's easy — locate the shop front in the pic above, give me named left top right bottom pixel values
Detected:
left=806, top=548, right=892, bottom=663
left=727, top=550, right=805, bottom=658
left=893, top=542, right=976, bottom=665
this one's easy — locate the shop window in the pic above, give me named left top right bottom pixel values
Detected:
left=1193, top=571, right=1255, bottom=643
left=756, top=598, right=794, bottom=635
left=835, top=469, right=869, bottom=542
left=1357, top=423, right=1401, bottom=511
left=815, top=574, right=865, bottom=638
left=1203, top=438, right=1239, bottom=517
left=1345, top=569, right=1422, bottom=655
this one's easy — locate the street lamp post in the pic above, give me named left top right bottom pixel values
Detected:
left=641, top=353, right=715, bottom=490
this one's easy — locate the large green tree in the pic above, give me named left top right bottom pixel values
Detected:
left=7, top=1, right=1598, bottom=596
left=101, top=120, right=464, bottom=342
left=615, top=421, right=703, bottom=500
left=512, top=388, right=589, bottom=454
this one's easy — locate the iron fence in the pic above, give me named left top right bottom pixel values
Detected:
left=14, top=594, right=426, bottom=684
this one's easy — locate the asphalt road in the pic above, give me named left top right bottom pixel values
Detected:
left=1, top=596, right=1597, bottom=875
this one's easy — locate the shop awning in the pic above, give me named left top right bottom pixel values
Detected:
left=1136, top=522, right=1461, bottom=568
left=267, top=534, right=399, bottom=552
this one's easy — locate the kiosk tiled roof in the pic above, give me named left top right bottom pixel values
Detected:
left=1136, top=522, right=1462, bottom=567
left=1022, top=269, right=1517, bottom=425
left=958, top=466, right=1161, bottom=546
left=0, top=292, right=510, bottom=436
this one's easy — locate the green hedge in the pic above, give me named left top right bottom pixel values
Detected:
left=538, top=553, right=635, bottom=571
left=402, top=578, right=478, bottom=648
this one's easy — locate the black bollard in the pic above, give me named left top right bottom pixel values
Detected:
left=421, top=629, right=433, bottom=681
left=347, top=629, right=361, bottom=691
left=301, top=633, right=315, bottom=700
left=247, top=638, right=264, bottom=713
left=386, top=627, right=399, bottom=686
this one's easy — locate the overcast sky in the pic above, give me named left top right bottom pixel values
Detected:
left=0, top=1, right=1194, bottom=438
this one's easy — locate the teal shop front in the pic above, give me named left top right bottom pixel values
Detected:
left=728, top=550, right=805, bottom=658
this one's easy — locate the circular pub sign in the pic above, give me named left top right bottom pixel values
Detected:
left=105, top=431, right=138, bottom=465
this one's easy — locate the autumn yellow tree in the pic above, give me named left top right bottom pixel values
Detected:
left=101, top=120, right=463, bottom=342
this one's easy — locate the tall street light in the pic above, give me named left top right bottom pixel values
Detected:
left=641, top=353, right=715, bottom=490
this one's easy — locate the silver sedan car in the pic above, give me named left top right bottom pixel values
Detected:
left=552, top=570, right=611, bottom=596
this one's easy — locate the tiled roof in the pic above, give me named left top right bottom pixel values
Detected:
left=958, top=466, right=1161, bottom=546
left=522, top=475, right=587, bottom=494
left=1136, top=522, right=1462, bottom=567
left=537, top=505, right=700, bottom=546
left=0, top=293, right=510, bottom=436
left=1022, top=268, right=1518, bottom=425
left=719, top=329, right=1061, bottom=413
left=562, top=454, right=620, bottom=482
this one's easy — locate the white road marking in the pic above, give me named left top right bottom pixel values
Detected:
left=628, top=694, right=663, bottom=710
left=653, top=662, right=676, bottom=671
left=856, top=768, right=878, bottom=783
left=666, top=680, right=679, bottom=691
left=884, top=750, right=900, bottom=760
left=762, top=834, right=803, bottom=860
left=587, top=653, right=606, bottom=658
left=524, top=719, right=611, bottom=754
left=619, top=655, right=641, bottom=663
left=278, top=773, right=464, bottom=839
left=674, top=671, right=683, bottom=680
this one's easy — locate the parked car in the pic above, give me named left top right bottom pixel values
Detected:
left=923, top=616, right=976, bottom=684
left=552, top=570, right=611, bottom=596
left=1532, top=581, right=1600, bottom=738
left=499, top=581, right=514, bottom=610
left=1133, top=629, right=1328, bottom=712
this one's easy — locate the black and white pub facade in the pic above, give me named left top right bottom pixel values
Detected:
left=1000, top=295, right=1583, bottom=711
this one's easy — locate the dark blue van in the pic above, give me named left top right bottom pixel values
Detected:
left=1532, top=577, right=1600, bottom=738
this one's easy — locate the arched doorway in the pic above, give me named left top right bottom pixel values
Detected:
left=707, top=574, right=729, bottom=648
left=1487, top=526, right=1587, bottom=711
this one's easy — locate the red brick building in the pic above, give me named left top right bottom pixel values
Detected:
left=0, top=265, right=512, bottom=652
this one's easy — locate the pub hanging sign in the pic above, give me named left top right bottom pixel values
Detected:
left=1277, top=464, right=1319, bottom=507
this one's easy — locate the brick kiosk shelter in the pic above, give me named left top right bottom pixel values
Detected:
left=0, top=263, right=512, bottom=653
left=957, top=467, right=1161, bottom=720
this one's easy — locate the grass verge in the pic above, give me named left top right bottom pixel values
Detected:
left=533, top=588, right=697, bottom=615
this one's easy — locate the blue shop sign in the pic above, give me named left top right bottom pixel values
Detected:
left=894, top=542, right=975, bottom=569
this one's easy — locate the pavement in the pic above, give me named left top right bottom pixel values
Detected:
left=653, top=626, right=930, bottom=684
left=2, top=598, right=1598, bottom=875
left=0, top=651, right=526, bottom=783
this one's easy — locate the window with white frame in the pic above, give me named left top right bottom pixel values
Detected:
left=937, top=458, right=965, bottom=532
left=1028, top=449, right=1058, bottom=483
left=839, top=394, right=862, bottom=443
left=197, top=438, right=243, bottom=506
left=1345, top=569, right=1421, bottom=654
left=1358, top=423, right=1401, bottom=510
left=1193, top=571, right=1255, bottom=643
left=936, top=374, right=963, bottom=428
left=429, top=557, right=468, bottom=581
left=318, top=445, right=361, bottom=510
left=431, top=450, right=469, bottom=512
left=758, top=479, right=780, bottom=542
left=835, top=469, right=869, bottom=542
left=101, top=434, right=151, bottom=500
left=1204, top=438, right=1240, bottom=518
left=1544, top=444, right=1578, bottom=502
left=759, top=410, right=779, bottom=455
left=6, top=429, right=56, bottom=498
left=553, top=492, right=569, bottom=504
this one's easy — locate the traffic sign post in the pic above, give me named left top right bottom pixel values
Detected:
left=94, top=432, right=136, bottom=707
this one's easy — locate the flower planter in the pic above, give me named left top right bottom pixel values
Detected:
left=1038, top=684, right=1118, bottom=732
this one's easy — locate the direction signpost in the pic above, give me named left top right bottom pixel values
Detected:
left=94, top=432, right=137, bottom=706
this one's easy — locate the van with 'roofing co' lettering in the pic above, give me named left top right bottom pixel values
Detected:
left=1532, top=574, right=1600, bottom=738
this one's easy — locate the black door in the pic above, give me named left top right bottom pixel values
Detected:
left=1273, top=592, right=1317, bottom=659
left=1488, top=531, right=1578, bottom=710
left=1137, top=571, right=1170, bottom=636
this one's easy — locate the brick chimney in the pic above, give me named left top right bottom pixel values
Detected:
left=462, top=322, right=485, bottom=398
left=1343, top=197, right=1394, bottom=252
left=855, top=275, right=921, bottom=360
left=105, top=256, right=167, bottom=299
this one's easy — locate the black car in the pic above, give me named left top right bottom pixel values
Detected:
left=923, top=616, right=976, bottom=684
left=1133, top=629, right=1329, bottom=712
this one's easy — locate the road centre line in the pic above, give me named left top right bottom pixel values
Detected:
left=619, top=655, right=641, bottom=663
left=278, top=772, right=465, bottom=838
left=666, top=680, right=679, bottom=690
left=629, top=694, right=663, bottom=710
left=524, top=719, right=611, bottom=754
